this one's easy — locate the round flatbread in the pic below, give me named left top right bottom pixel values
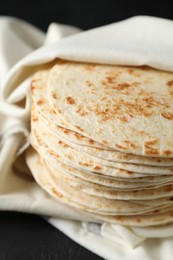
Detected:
left=47, top=61, right=173, bottom=157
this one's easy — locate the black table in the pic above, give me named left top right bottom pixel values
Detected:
left=0, top=211, right=103, bottom=260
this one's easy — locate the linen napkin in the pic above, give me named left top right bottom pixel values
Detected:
left=1, top=15, right=173, bottom=260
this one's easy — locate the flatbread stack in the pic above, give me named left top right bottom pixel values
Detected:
left=26, top=59, right=173, bottom=227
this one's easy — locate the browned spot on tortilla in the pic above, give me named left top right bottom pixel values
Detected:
left=163, top=150, right=173, bottom=156
left=58, top=140, right=68, bottom=148
left=66, top=96, right=75, bottom=105
left=144, top=146, right=159, bottom=156
left=114, top=82, right=131, bottom=91
left=119, top=116, right=128, bottom=123
left=37, top=99, right=44, bottom=105
left=125, top=171, right=134, bottom=175
left=79, top=162, right=92, bottom=167
left=102, top=139, right=108, bottom=145
left=49, top=108, right=56, bottom=114
left=94, top=166, right=102, bottom=170
left=167, top=80, right=173, bottom=86
left=32, top=116, right=39, bottom=122
left=145, top=139, right=159, bottom=146
left=76, top=106, right=88, bottom=116
left=61, top=128, right=70, bottom=135
left=105, top=76, right=116, bottom=84
left=167, top=80, right=173, bottom=96
left=30, top=81, right=36, bottom=92
left=66, top=154, right=73, bottom=160
left=161, top=112, right=173, bottom=120
left=85, top=80, right=93, bottom=87
left=127, top=68, right=134, bottom=74
left=144, top=139, right=160, bottom=156
left=88, top=139, right=94, bottom=144
left=74, top=132, right=83, bottom=140
left=33, top=130, right=42, bottom=144
left=52, top=92, right=58, bottom=99
left=142, top=96, right=160, bottom=109
left=75, top=125, right=84, bottom=132
left=48, top=150, right=54, bottom=157
left=115, top=144, right=127, bottom=150
left=117, top=153, right=130, bottom=160
left=124, top=140, right=137, bottom=148
left=52, top=188, right=63, bottom=198
left=97, top=128, right=103, bottom=134
left=92, top=96, right=154, bottom=122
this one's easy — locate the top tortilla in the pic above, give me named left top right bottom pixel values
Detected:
left=47, top=61, right=173, bottom=157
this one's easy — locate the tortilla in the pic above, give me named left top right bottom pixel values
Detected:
left=47, top=61, right=173, bottom=157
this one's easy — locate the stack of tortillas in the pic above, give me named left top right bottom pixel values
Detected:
left=26, top=59, right=173, bottom=227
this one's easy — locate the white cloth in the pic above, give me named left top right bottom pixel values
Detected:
left=1, top=15, right=173, bottom=260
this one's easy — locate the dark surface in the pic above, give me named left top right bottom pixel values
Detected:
left=0, top=1, right=173, bottom=259
left=0, top=211, right=103, bottom=260
left=0, top=0, right=173, bottom=31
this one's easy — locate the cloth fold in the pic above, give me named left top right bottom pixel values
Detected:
left=1, top=15, right=173, bottom=260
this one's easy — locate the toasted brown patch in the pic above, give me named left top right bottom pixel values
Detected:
left=144, top=146, right=159, bottom=156
left=93, top=166, right=102, bottom=170
left=32, top=116, right=39, bottom=122
left=145, top=139, right=159, bottom=146
left=52, top=92, right=58, bottom=99
left=163, top=150, right=173, bottom=156
left=33, top=130, right=42, bottom=144
left=167, top=80, right=173, bottom=86
left=74, top=132, right=83, bottom=140
left=66, top=96, right=75, bottom=105
left=58, top=140, right=68, bottom=148
left=48, top=149, right=60, bottom=158
left=124, top=140, right=137, bottom=148
left=85, top=80, right=93, bottom=87
left=75, top=125, right=84, bottom=132
left=30, top=82, right=36, bottom=92
left=49, top=108, right=56, bottom=114
left=144, top=139, right=160, bottom=155
left=102, top=139, right=108, bottom=145
left=76, top=106, right=88, bottom=116
left=114, top=82, right=131, bottom=90
left=161, top=112, right=173, bottom=120
left=61, top=128, right=70, bottom=135
left=117, top=154, right=130, bottom=160
left=79, top=162, right=92, bottom=167
left=36, top=99, right=44, bottom=105
left=52, top=188, right=63, bottom=198
left=167, top=80, right=173, bottom=96
left=119, top=116, right=128, bottom=123
left=88, top=139, right=94, bottom=144
left=115, top=144, right=127, bottom=150
left=66, top=154, right=73, bottom=160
